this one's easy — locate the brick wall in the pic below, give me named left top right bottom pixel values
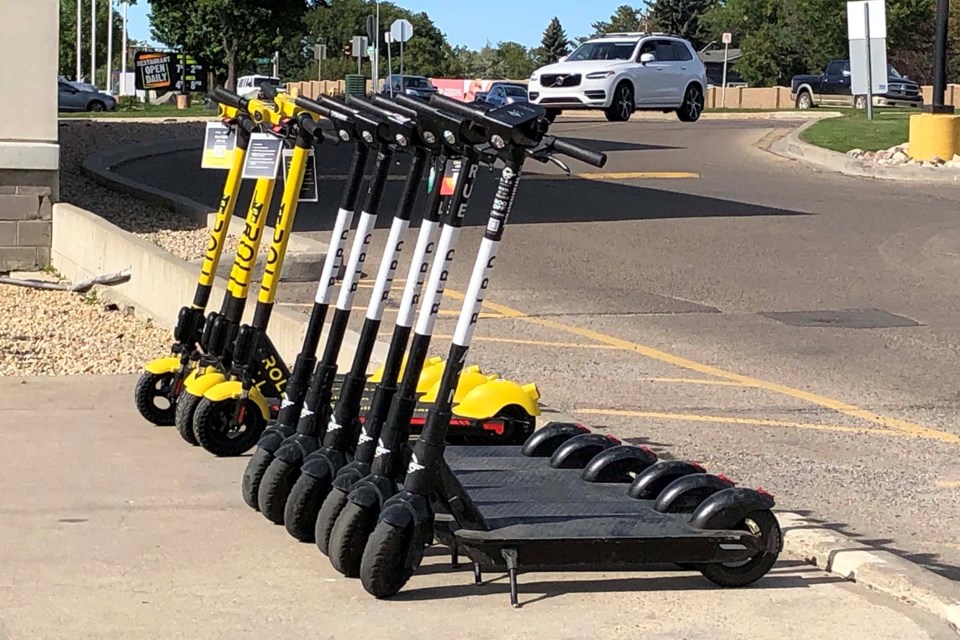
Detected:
left=0, top=172, right=55, bottom=272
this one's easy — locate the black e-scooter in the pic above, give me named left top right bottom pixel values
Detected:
left=358, top=97, right=781, bottom=605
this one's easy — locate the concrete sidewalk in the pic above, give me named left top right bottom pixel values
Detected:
left=0, top=375, right=954, bottom=640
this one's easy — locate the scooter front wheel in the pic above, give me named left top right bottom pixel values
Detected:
left=134, top=371, right=178, bottom=426
left=258, top=458, right=300, bottom=525
left=242, top=447, right=273, bottom=510
left=360, top=520, right=415, bottom=598
left=283, top=472, right=330, bottom=542
left=193, top=397, right=266, bottom=457
left=174, top=391, right=202, bottom=446
left=315, top=489, right=349, bottom=556
left=698, top=509, right=781, bottom=588
left=328, top=500, right=379, bottom=577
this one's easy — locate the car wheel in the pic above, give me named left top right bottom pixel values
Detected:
left=677, top=84, right=705, bottom=123
left=854, top=95, right=868, bottom=110
left=795, top=91, right=813, bottom=110
left=545, top=108, right=561, bottom=123
left=604, top=83, right=634, bottom=122
left=87, top=100, right=106, bottom=112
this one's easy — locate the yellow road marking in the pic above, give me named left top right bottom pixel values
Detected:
left=639, top=377, right=753, bottom=388
left=432, top=335, right=621, bottom=350
left=576, top=408, right=905, bottom=438
left=441, top=289, right=960, bottom=444
left=935, top=480, right=960, bottom=488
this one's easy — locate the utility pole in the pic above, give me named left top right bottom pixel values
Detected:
left=90, top=0, right=97, bottom=87
left=930, top=0, right=953, bottom=113
left=121, top=1, right=128, bottom=94
left=106, top=0, right=113, bottom=93
left=76, top=0, right=82, bottom=81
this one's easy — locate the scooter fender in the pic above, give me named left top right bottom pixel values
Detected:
left=184, top=371, right=227, bottom=398
left=653, top=473, right=736, bottom=514
left=549, top=433, right=620, bottom=469
left=627, top=460, right=705, bottom=500
left=144, top=356, right=182, bottom=375
left=453, top=379, right=542, bottom=420
left=332, top=460, right=372, bottom=492
left=379, top=490, right=435, bottom=570
left=368, top=356, right=445, bottom=391
left=347, top=474, right=398, bottom=509
left=254, top=423, right=299, bottom=453
left=689, top=487, right=777, bottom=531
left=202, top=381, right=270, bottom=421
left=300, top=448, right=347, bottom=481
left=520, top=422, right=591, bottom=458
left=580, top=444, right=658, bottom=483
left=419, top=365, right=487, bottom=403
left=274, top=434, right=320, bottom=465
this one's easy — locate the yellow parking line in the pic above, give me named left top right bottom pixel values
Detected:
left=935, top=480, right=960, bottom=488
left=575, top=408, right=904, bottom=439
left=442, top=288, right=960, bottom=444
left=639, top=377, right=753, bottom=388
left=432, top=335, right=620, bottom=350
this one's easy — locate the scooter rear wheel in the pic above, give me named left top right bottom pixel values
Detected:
left=242, top=447, right=273, bottom=511
left=174, top=391, right=201, bottom=446
left=315, top=489, right=348, bottom=556
left=134, top=371, right=177, bottom=426
left=360, top=520, right=415, bottom=598
left=698, top=509, right=781, bottom=588
left=328, top=500, right=379, bottom=576
left=193, top=397, right=266, bottom=457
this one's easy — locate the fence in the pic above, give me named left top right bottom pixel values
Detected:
left=284, top=80, right=960, bottom=111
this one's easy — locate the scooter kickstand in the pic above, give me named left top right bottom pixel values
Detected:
left=451, top=544, right=460, bottom=569
left=502, top=548, right=520, bottom=608
left=473, top=562, right=482, bottom=586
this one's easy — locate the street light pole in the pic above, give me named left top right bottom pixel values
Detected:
left=107, top=0, right=113, bottom=94
left=76, top=0, right=83, bottom=81
left=121, top=1, right=128, bottom=94
left=91, top=0, right=97, bottom=87
left=930, top=0, right=953, bottom=113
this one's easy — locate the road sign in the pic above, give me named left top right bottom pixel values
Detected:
left=847, top=0, right=887, bottom=39
left=847, top=0, right=887, bottom=119
left=367, top=46, right=375, bottom=58
left=254, top=57, right=271, bottom=64
left=314, top=44, right=327, bottom=60
left=352, top=36, right=369, bottom=58
left=390, top=19, right=414, bottom=43
left=366, top=15, right=377, bottom=43
left=722, top=32, right=732, bottom=45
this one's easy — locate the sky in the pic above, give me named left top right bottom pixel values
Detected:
left=126, top=1, right=642, bottom=50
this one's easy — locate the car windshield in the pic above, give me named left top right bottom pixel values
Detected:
left=404, top=77, right=433, bottom=88
left=504, top=86, right=526, bottom=96
left=888, top=66, right=903, bottom=78
left=255, top=78, right=281, bottom=87
left=567, top=41, right=636, bottom=61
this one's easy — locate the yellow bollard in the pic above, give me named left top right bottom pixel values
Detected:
left=908, top=113, right=960, bottom=161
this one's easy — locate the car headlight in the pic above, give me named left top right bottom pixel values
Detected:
left=586, top=71, right=615, bottom=79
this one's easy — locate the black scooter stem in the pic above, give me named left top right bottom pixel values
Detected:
left=403, top=151, right=525, bottom=497
left=369, top=149, right=482, bottom=480
left=294, top=147, right=395, bottom=438
left=274, top=144, right=370, bottom=428
left=351, top=153, right=450, bottom=464
left=324, top=147, right=431, bottom=451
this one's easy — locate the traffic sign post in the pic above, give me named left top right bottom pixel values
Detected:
left=721, top=32, right=732, bottom=109
left=847, top=0, right=887, bottom=121
left=390, top=19, right=413, bottom=83
left=352, top=35, right=368, bottom=75
left=385, top=32, right=393, bottom=96
left=314, top=43, right=327, bottom=82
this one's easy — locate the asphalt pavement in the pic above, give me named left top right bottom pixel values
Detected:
left=1, top=374, right=954, bottom=639
left=116, top=115, right=960, bottom=585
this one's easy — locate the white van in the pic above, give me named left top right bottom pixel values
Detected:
left=236, top=75, right=282, bottom=98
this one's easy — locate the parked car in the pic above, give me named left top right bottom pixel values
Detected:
left=476, top=83, right=528, bottom=107
left=380, top=74, right=438, bottom=99
left=57, top=80, right=117, bottom=112
left=236, top=75, right=282, bottom=98
left=527, top=31, right=708, bottom=122
left=474, top=81, right=527, bottom=104
left=791, top=60, right=922, bottom=109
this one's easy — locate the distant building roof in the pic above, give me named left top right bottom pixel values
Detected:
left=699, top=48, right=742, bottom=64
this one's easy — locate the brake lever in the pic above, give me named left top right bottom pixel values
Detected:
left=545, top=155, right=571, bottom=176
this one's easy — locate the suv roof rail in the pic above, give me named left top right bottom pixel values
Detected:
left=601, top=31, right=648, bottom=38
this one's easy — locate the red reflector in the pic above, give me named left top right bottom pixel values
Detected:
left=409, top=417, right=425, bottom=425
left=272, top=125, right=283, bottom=133
left=480, top=420, right=505, bottom=436
left=640, top=445, right=657, bottom=457
left=716, top=474, right=736, bottom=486
left=575, top=423, right=590, bottom=433
left=757, top=487, right=774, bottom=498
left=605, top=434, right=621, bottom=444
left=689, top=461, right=706, bottom=472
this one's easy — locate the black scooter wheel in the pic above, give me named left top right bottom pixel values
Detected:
left=174, top=391, right=201, bottom=446
left=134, top=371, right=177, bottom=426
left=242, top=447, right=274, bottom=511
left=258, top=459, right=300, bottom=525
left=193, top=397, right=266, bottom=457
left=315, top=489, right=348, bottom=556
left=328, top=501, right=379, bottom=577
left=361, top=521, right=415, bottom=598
left=699, top=509, right=781, bottom=588
left=284, top=473, right=328, bottom=542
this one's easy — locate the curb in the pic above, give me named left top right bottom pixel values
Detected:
left=536, top=405, right=960, bottom=633
left=79, top=133, right=329, bottom=283
left=769, top=117, right=960, bottom=184
left=557, top=110, right=830, bottom=122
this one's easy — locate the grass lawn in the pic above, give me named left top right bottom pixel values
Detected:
left=800, top=109, right=913, bottom=153
left=59, top=102, right=215, bottom=119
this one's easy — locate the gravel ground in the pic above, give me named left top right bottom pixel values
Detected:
left=0, top=277, right=170, bottom=376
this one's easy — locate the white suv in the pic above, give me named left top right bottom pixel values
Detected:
left=528, top=33, right=708, bottom=123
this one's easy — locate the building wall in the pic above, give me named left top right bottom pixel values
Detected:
left=0, top=0, right=59, bottom=271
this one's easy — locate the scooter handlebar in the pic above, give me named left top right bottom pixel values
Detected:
left=209, top=86, right=247, bottom=111
left=371, top=95, right=418, bottom=119
left=545, top=136, right=607, bottom=168
left=345, top=95, right=411, bottom=125
left=428, top=93, right=486, bottom=120
left=394, top=94, right=448, bottom=120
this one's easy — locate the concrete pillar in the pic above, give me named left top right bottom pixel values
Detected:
left=0, top=0, right=59, bottom=271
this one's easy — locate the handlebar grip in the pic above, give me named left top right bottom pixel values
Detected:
left=260, top=83, right=279, bottom=100
left=371, top=95, right=417, bottom=119
left=210, top=86, right=246, bottom=110
left=293, top=95, right=340, bottom=121
left=346, top=95, right=409, bottom=124
left=429, top=93, right=485, bottom=119
left=299, top=115, right=321, bottom=138
left=550, top=137, right=607, bottom=168
left=394, top=94, right=448, bottom=119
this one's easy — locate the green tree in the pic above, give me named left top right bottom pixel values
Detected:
left=58, top=0, right=134, bottom=84
left=539, top=17, right=570, bottom=66
left=590, top=5, right=646, bottom=36
left=496, top=42, right=537, bottom=79
left=150, top=0, right=310, bottom=90
left=649, top=0, right=718, bottom=49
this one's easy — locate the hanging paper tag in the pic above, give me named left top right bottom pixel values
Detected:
left=201, top=122, right=237, bottom=169
left=281, top=148, right=319, bottom=203
left=241, top=133, right=284, bottom=180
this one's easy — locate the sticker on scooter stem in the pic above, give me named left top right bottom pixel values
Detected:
left=440, top=160, right=462, bottom=196
left=281, top=147, right=319, bottom=203
left=201, top=122, right=237, bottom=170
left=241, top=133, right=283, bottom=180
